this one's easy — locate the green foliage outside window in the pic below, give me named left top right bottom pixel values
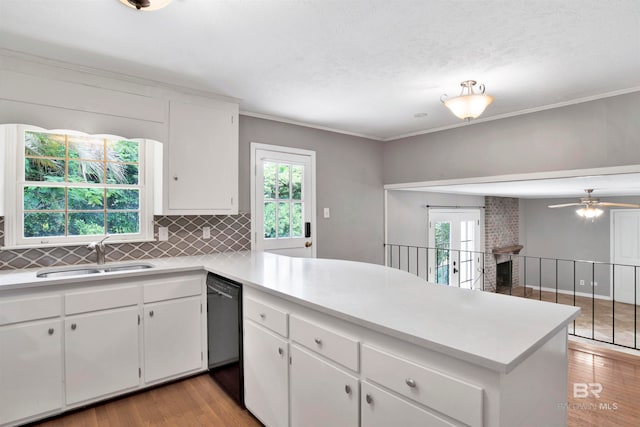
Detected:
left=22, top=131, right=141, bottom=239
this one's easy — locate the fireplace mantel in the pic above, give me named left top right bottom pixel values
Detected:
left=492, top=245, right=524, bottom=255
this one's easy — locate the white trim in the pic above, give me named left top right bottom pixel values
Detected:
left=250, top=143, right=317, bottom=258
left=383, top=189, right=388, bottom=266
left=536, top=285, right=611, bottom=301
left=384, top=165, right=640, bottom=190
left=240, top=111, right=383, bottom=141
left=385, top=86, right=640, bottom=141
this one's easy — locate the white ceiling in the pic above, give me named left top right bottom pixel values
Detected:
left=404, top=173, right=640, bottom=199
left=1, top=1, right=639, bottom=140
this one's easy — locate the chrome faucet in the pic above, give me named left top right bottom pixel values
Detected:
left=87, top=235, right=111, bottom=265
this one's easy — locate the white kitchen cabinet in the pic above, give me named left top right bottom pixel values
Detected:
left=243, top=320, right=289, bottom=427
left=0, top=319, right=63, bottom=425
left=290, top=344, right=359, bottom=427
left=143, top=296, right=202, bottom=383
left=361, top=381, right=455, bottom=427
left=65, top=307, right=140, bottom=405
left=165, top=98, right=238, bottom=214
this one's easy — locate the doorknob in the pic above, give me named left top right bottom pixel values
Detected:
left=305, top=242, right=312, bottom=248
left=453, top=267, right=459, bottom=274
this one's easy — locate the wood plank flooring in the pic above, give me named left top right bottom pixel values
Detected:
left=32, top=341, right=640, bottom=427
left=499, top=286, right=639, bottom=348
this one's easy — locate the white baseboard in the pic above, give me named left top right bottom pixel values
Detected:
left=533, top=285, right=611, bottom=301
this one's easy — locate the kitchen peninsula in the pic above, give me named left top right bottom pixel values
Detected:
left=0, top=251, right=579, bottom=427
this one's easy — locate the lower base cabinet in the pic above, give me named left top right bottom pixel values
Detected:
left=65, top=307, right=140, bottom=404
left=361, top=381, right=454, bottom=427
left=0, top=319, right=63, bottom=425
left=144, top=296, right=202, bottom=383
left=290, top=345, right=359, bottom=427
left=243, top=321, right=289, bottom=427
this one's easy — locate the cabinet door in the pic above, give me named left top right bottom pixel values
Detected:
left=0, top=319, right=63, bottom=425
left=290, top=345, right=359, bottom=427
left=361, top=381, right=455, bottom=427
left=144, top=296, right=202, bottom=383
left=167, top=99, right=238, bottom=213
left=65, top=307, right=140, bottom=405
left=243, top=321, right=289, bottom=427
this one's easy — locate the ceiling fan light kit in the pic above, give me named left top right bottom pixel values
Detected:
left=119, top=0, right=173, bottom=11
left=441, top=80, right=494, bottom=121
left=548, top=189, right=640, bottom=221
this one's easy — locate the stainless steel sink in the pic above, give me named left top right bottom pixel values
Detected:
left=36, top=263, right=154, bottom=278
left=102, top=263, right=154, bottom=272
left=36, top=267, right=103, bottom=278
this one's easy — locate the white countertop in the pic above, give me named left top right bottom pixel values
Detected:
left=0, top=251, right=580, bottom=373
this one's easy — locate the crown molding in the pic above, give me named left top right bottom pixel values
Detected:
left=239, top=111, right=384, bottom=141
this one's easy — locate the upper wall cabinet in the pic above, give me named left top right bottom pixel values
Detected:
left=164, top=99, right=239, bottom=215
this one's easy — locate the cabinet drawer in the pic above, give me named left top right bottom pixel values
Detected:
left=66, top=286, right=138, bottom=315
left=143, top=276, right=202, bottom=303
left=362, top=345, right=483, bottom=427
left=244, top=297, right=288, bottom=337
left=0, top=295, right=61, bottom=325
left=290, top=315, right=359, bottom=372
left=361, top=381, right=455, bottom=427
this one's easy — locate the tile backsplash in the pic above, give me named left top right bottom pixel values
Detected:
left=0, top=214, right=251, bottom=270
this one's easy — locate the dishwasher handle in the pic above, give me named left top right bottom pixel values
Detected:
left=208, top=285, right=234, bottom=299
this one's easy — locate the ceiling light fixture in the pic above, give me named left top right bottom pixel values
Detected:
left=576, top=206, right=604, bottom=221
left=440, top=80, right=494, bottom=121
left=119, top=0, right=173, bottom=11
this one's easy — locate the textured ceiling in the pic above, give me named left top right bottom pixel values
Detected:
left=0, top=1, right=639, bottom=140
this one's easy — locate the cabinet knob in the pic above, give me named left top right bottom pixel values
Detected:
left=314, top=338, right=322, bottom=345
left=48, top=328, right=54, bottom=335
left=173, top=175, right=179, bottom=181
left=149, top=310, right=154, bottom=317
left=345, top=384, right=351, bottom=394
left=278, top=347, right=284, bottom=355
left=259, top=313, right=266, bottom=319
left=405, top=378, right=417, bottom=388
left=71, top=323, right=77, bottom=330
left=365, top=394, right=373, bottom=404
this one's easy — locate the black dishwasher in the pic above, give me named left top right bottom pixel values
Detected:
left=207, top=273, right=243, bottom=406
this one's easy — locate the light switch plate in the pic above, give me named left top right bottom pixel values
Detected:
left=158, top=226, right=169, bottom=241
left=203, top=226, right=211, bottom=239
left=323, top=208, right=331, bottom=218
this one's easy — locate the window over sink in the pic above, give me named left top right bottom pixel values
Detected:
left=1, top=124, right=159, bottom=248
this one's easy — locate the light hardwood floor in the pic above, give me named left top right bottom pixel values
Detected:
left=31, top=340, right=640, bottom=427
left=499, top=286, right=639, bottom=349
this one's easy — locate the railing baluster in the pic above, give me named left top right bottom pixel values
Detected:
left=539, top=257, right=542, bottom=301
left=573, top=260, right=576, bottom=336
left=592, top=262, right=595, bottom=340
left=612, top=264, right=615, bottom=345
left=555, top=259, right=558, bottom=304
left=635, top=266, right=637, bottom=350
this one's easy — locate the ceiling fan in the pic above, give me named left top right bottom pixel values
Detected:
left=548, top=189, right=640, bottom=209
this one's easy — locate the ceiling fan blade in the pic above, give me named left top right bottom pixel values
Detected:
left=548, top=203, right=582, bottom=208
left=598, top=202, right=640, bottom=208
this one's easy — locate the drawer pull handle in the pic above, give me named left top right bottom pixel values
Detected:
left=278, top=347, right=284, bottom=355
left=314, top=338, right=322, bottom=345
left=71, top=323, right=77, bottom=330
left=149, top=310, right=154, bottom=317
left=405, top=378, right=417, bottom=388
left=259, top=313, right=266, bottom=319
left=48, top=328, right=54, bottom=335
left=345, top=384, right=351, bottom=394
left=365, top=394, right=373, bottom=404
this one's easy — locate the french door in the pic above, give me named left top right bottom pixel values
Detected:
left=427, top=209, right=482, bottom=289
left=251, top=144, right=316, bottom=257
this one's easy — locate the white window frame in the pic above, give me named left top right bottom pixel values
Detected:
left=1, top=124, right=157, bottom=249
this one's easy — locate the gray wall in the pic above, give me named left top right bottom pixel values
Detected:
left=386, top=190, right=484, bottom=246
left=239, top=116, right=384, bottom=264
left=383, top=92, right=640, bottom=185
left=520, top=196, right=640, bottom=297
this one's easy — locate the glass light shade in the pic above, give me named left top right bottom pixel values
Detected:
left=576, top=207, right=604, bottom=219
left=119, top=0, right=173, bottom=11
left=444, top=94, right=494, bottom=120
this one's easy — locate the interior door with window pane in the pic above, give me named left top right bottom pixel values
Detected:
left=427, top=209, right=482, bottom=289
left=254, top=148, right=313, bottom=257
